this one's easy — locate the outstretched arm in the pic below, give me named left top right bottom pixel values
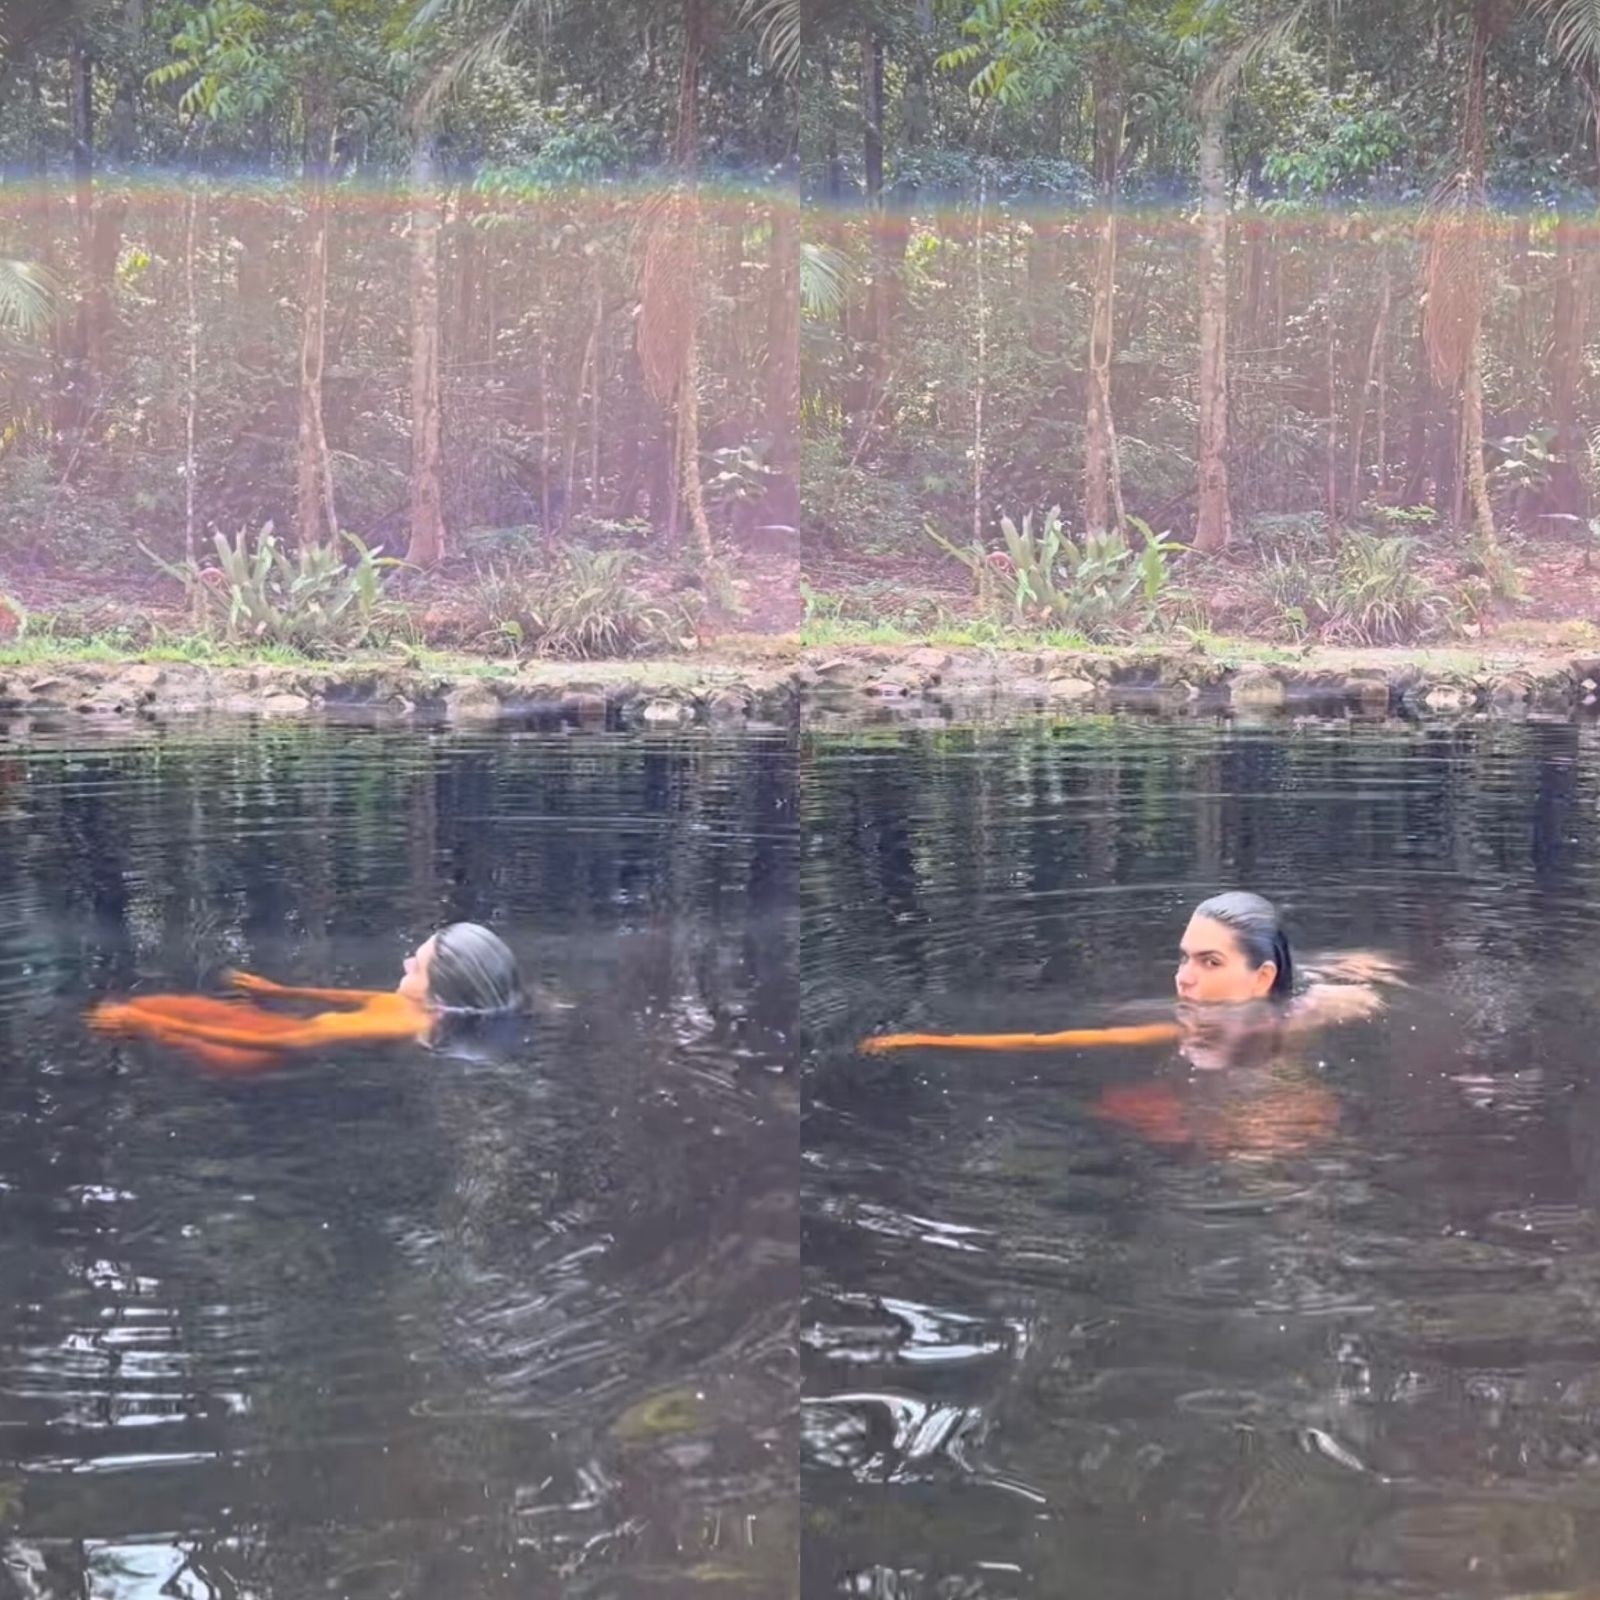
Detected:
left=860, top=1021, right=1182, bottom=1055
left=89, top=993, right=426, bottom=1052
left=225, top=970, right=398, bottom=1006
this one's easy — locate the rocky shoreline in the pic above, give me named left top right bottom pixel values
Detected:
left=2, top=643, right=1599, bottom=729
left=796, top=643, right=1600, bottom=721
left=0, top=656, right=802, bottom=730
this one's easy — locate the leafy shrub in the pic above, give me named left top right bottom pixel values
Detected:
left=931, top=506, right=1183, bottom=640
left=144, top=526, right=399, bottom=655
left=1255, top=551, right=1333, bottom=640
left=1327, top=531, right=1448, bottom=645
left=468, top=547, right=698, bottom=660
left=1243, top=528, right=1464, bottom=645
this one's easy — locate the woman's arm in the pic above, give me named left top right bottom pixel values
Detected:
left=225, top=970, right=399, bottom=1005
left=860, top=1021, right=1182, bottom=1055
left=90, top=993, right=426, bottom=1051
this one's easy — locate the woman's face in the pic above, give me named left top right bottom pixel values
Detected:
left=398, top=935, right=436, bottom=1003
left=1176, top=914, right=1276, bottom=1006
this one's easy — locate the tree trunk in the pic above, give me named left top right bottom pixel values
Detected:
left=405, top=128, right=447, bottom=568
left=904, top=0, right=934, bottom=147
left=1084, top=78, right=1125, bottom=540
left=453, top=196, right=479, bottom=370
left=1375, top=270, right=1389, bottom=497
left=1463, top=327, right=1495, bottom=547
left=1193, top=101, right=1232, bottom=552
left=111, top=0, right=143, bottom=155
left=973, top=166, right=988, bottom=548
left=538, top=309, right=552, bottom=533
left=58, top=39, right=95, bottom=445
left=1324, top=250, right=1339, bottom=527
left=91, top=4, right=138, bottom=388
left=32, top=68, right=63, bottom=438
left=861, top=33, right=890, bottom=414
left=184, top=172, right=200, bottom=582
left=674, top=0, right=714, bottom=564
left=1348, top=246, right=1391, bottom=513
left=294, top=90, right=338, bottom=549
left=590, top=267, right=605, bottom=513
left=1548, top=213, right=1590, bottom=521
left=763, top=183, right=800, bottom=512
left=1460, top=0, right=1504, bottom=571
left=1085, top=214, right=1122, bottom=537
left=678, top=342, right=714, bottom=563
left=561, top=275, right=600, bottom=530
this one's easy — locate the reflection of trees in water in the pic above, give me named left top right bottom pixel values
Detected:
left=0, top=724, right=797, bottom=1598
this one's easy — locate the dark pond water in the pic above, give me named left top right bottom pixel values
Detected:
left=802, top=717, right=1600, bottom=1599
left=0, top=722, right=797, bottom=1600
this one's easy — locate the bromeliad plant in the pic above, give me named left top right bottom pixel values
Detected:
left=932, top=506, right=1184, bottom=639
left=468, top=547, right=700, bottom=660
left=144, top=525, right=400, bottom=654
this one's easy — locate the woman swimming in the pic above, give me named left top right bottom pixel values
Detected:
left=88, top=921, right=522, bottom=1073
left=860, top=892, right=1399, bottom=1160
left=858, top=891, right=1399, bottom=1056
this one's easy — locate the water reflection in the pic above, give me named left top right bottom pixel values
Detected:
left=0, top=722, right=797, bottom=1598
left=803, top=717, right=1600, bottom=1599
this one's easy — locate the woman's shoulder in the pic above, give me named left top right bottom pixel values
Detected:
left=1299, top=949, right=1408, bottom=987
left=1288, top=979, right=1387, bottom=1027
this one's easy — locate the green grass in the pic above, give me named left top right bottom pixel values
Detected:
left=0, top=632, right=515, bottom=674
left=800, top=615, right=1319, bottom=660
left=0, top=633, right=318, bottom=669
left=800, top=616, right=1097, bottom=650
left=0, top=622, right=1556, bottom=684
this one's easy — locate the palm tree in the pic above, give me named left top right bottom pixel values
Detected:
left=737, top=0, right=799, bottom=81
left=1528, top=0, right=1600, bottom=71
left=0, top=259, right=56, bottom=340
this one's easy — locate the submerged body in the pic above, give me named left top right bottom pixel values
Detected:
left=88, top=922, right=521, bottom=1074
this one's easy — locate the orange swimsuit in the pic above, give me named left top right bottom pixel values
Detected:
left=88, top=971, right=429, bottom=1074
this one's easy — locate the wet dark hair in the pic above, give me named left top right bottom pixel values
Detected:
left=426, top=922, right=522, bottom=1014
left=1191, top=891, right=1294, bottom=999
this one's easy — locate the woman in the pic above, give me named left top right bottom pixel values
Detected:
left=860, top=892, right=1398, bottom=1159
left=859, top=891, right=1399, bottom=1056
left=88, top=921, right=522, bottom=1074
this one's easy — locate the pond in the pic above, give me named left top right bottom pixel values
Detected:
left=802, top=717, right=1600, bottom=1599
left=0, top=721, right=797, bottom=1599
